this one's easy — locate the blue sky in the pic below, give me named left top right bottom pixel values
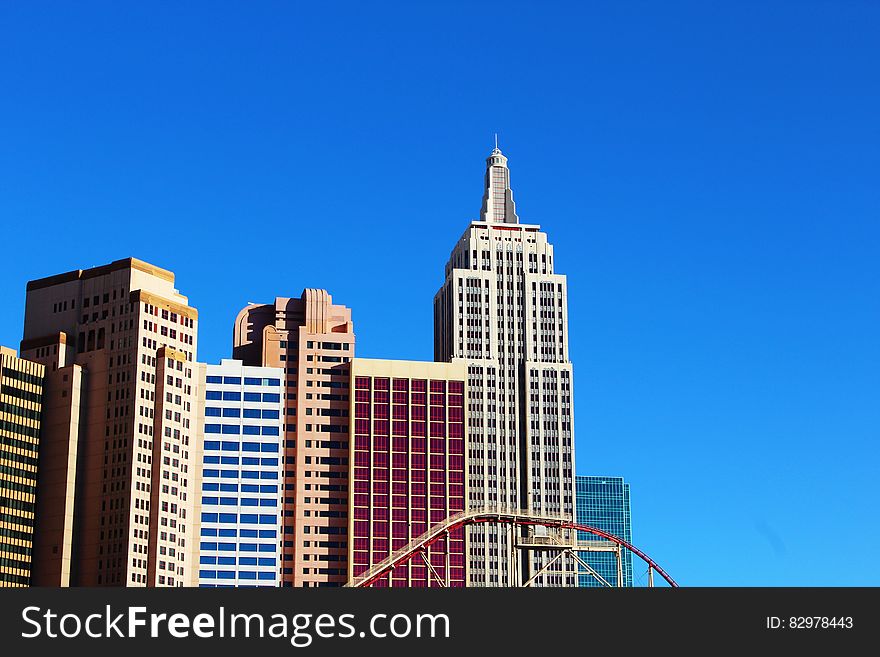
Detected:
left=1, top=2, right=877, bottom=586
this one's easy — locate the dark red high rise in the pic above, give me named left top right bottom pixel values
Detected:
left=348, top=359, right=466, bottom=587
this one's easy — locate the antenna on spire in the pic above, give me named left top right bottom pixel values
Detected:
left=494, top=132, right=499, bottom=150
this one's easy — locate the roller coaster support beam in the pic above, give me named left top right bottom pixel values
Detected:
left=569, top=549, right=613, bottom=588
left=522, top=550, right=567, bottom=588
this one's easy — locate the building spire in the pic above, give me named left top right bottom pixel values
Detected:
left=480, top=141, right=518, bottom=223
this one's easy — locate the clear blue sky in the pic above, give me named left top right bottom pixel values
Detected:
left=1, top=2, right=877, bottom=586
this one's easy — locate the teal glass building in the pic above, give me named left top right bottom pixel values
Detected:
left=575, top=476, right=633, bottom=587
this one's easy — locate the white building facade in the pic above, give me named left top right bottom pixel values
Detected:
left=434, top=147, right=576, bottom=587
left=198, top=359, right=284, bottom=587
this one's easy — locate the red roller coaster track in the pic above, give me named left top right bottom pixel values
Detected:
left=349, top=509, right=678, bottom=588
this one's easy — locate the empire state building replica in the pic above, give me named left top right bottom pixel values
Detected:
left=434, top=146, right=576, bottom=586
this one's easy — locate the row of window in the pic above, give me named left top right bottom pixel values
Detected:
left=202, top=470, right=278, bottom=480
left=51, top=297, right=77, bottom=313
left=203, top=456, right=278, bottom=466
left=205, top=391, right=281, bottom=402
left=0, top=384, right=42, bottom=405
left=144, top=302, right=194, bottom=328
left=200, top=557, right=277, bottom=566
left=206, top=376, right=281, bottom=386
left=205, top=407, right=279, bottom=419
left=203, top=440, right=279, bottom=451
left=204, top=425, right=280, bottom=436
left=0, top=401, right=42, bottom=423
left=199, top=570, right=276, bottom=581
left=1, top=367, right=43, bottom=388
left=306, top=341, right=350, bottom=351
left=201, top=497, right=278, bottom=507
left=200, top=528, right=277, bottom=538
left=202, top=483, right=278, bottom=493
left=200, top=539, right=277, bottom=550
left=354, top=378, right=463, bottom=393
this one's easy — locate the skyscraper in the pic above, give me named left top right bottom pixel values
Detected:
left=0, top=346, right=45, bottom=587
left=434, top=147, right=576, bottom=586
left=348, top=358, right=467, bottom=587
left=233, top=289, right=354, bottom=587
left=198, top=360, right=284, bottom=587
left=21, top=257, right=203, bottom=586
left=575, top=475, right=633, bottom=587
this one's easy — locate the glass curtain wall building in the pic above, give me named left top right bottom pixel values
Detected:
left=575, top=475, right=633, bottom=587
left=198, top=360, right=284, bottom=587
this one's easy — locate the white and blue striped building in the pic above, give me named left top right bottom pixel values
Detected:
left=198, top=359, right=284, bottom=587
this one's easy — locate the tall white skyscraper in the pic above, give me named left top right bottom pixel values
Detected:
left=434, top=146, right=576, bottom=587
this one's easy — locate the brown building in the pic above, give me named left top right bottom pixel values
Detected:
left=0, top=346, right=45, bottom=587
left=22, top=257, right=203, bottom=586
left=233, top=289, right=353, bottom=587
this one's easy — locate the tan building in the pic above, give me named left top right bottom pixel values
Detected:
left=0, top=346, right=45, bottom=587
left=22, top=257, right=203, bottom=586
left=233, top=290, right=354, bottom=587
left=435, top=147, right=576, bottom=586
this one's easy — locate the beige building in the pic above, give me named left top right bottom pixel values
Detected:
left=0, top=346, right=45, bottom=587
left=22, top=257, right=203, bottom=586
left=234, top=290, right=354, bottom=587
left=435, top=147, right=576, bottom=586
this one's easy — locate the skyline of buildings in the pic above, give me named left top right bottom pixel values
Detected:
left=0, top=147, right=639, bottom=588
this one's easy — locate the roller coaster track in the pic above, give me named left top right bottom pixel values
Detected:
left=347, top=507, right=677, bottom=588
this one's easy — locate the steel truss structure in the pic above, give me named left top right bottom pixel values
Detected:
left=347, top=507, right=677, bottom=588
